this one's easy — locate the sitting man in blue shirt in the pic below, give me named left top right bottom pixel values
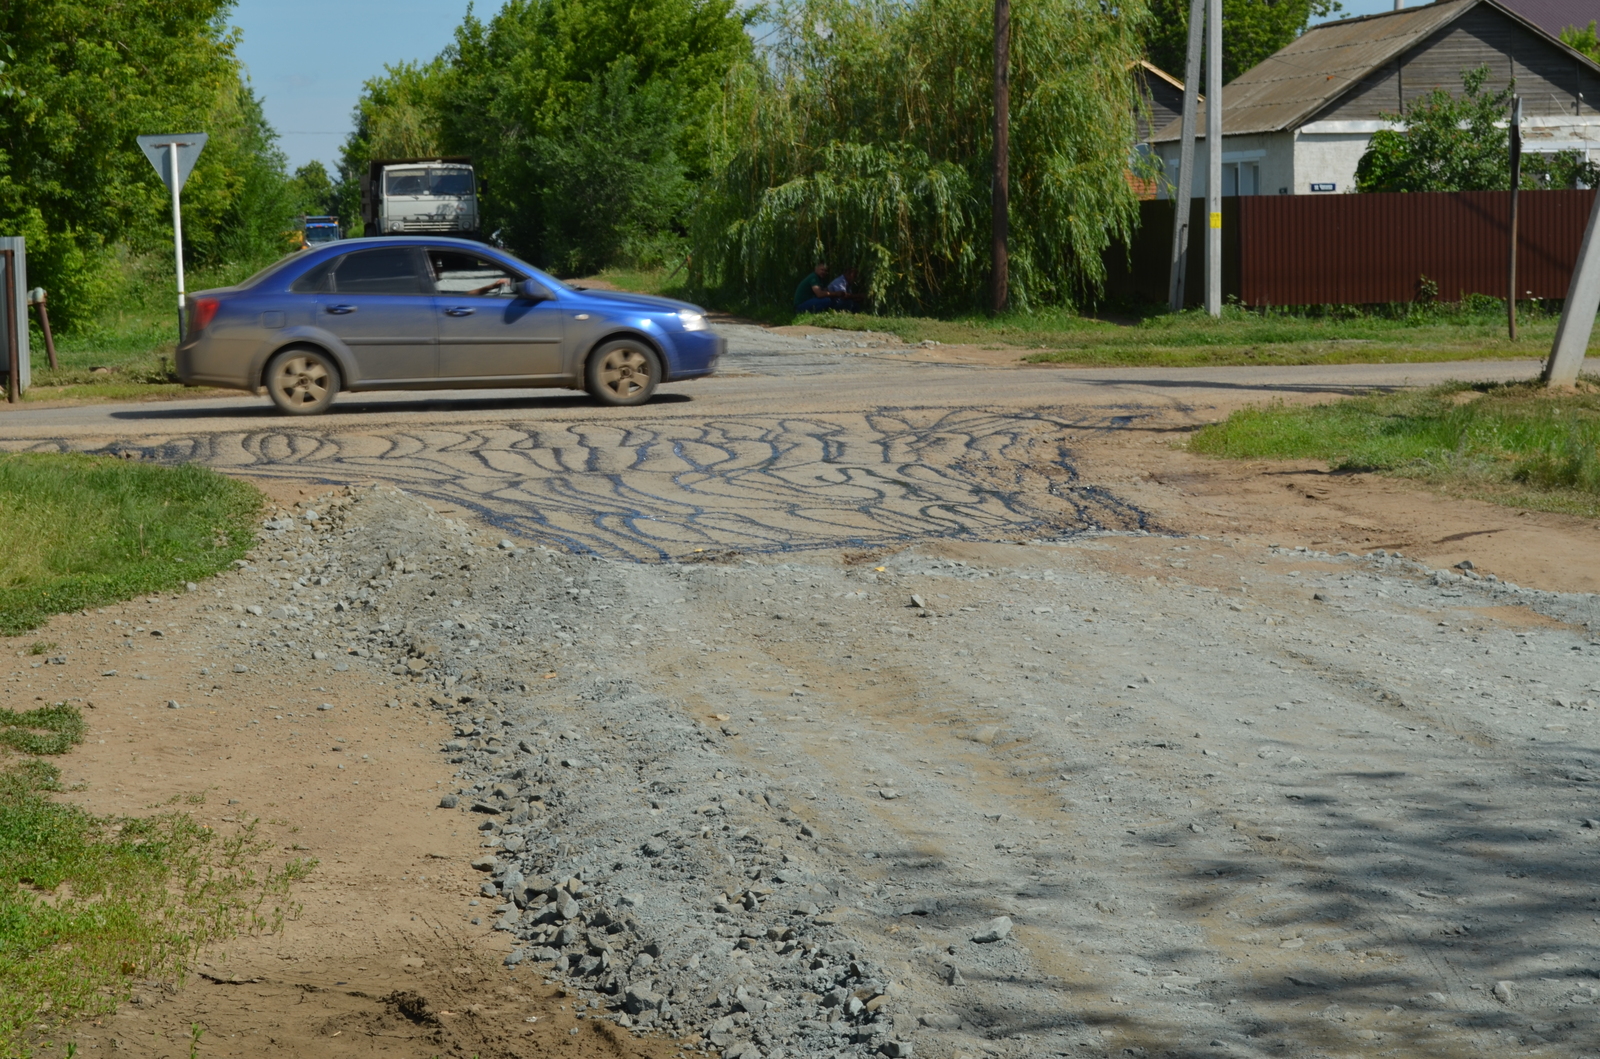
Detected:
left=793, top=261, right=837, bottom=314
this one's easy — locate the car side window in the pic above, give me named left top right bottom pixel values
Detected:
left=289, top=262, right=329, bottom=293
left=426, top=249, right=522, bottom=297
left=329, top=247, right=425, bottom=295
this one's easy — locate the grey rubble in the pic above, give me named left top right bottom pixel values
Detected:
left=211, top=485, right=1600, bottom=1058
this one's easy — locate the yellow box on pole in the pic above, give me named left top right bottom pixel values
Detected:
left=1209, top=212, right=1222, bottom=229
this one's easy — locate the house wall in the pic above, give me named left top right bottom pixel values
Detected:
left=1152, top=132, right=1295, bottom=198
left=1309, top=4, right=1598, bottom=123
left=1291, top=129, right=1377, bottom=194
left=1279, top=5, right=1600, bottom=194
left=1137, top=70, right=1186, bottom=143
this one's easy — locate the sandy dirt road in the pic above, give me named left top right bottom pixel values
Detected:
left=4, top=334, right=1600, bottom=1058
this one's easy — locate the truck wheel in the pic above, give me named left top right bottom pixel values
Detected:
left=266, top=347, right=340, bottom=415
left=585, top=339, right=660, bottom=406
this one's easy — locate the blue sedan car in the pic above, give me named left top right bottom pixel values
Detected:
left=175, top=237, right=722, bottom=415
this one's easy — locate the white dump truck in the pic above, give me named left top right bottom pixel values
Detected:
left=360, top=156, right=480, bottom=237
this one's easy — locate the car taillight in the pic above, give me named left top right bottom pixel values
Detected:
left=191, top=298, right=220, bottom=332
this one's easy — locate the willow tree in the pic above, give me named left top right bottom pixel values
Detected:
left=691, top=0, right=1149, bottom=314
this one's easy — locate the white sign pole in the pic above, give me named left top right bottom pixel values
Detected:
left=136, top=133, right=207, bottom=341
left=169, top=141, right=187, bottom=338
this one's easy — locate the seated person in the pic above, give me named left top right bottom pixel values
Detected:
left=825, top=267, right=865, bottom=311
left=793, top=261, right=836, bottom=314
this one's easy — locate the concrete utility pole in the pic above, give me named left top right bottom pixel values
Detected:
left=1542, top=186, right=1600, bottom=387
left=1205, top=0, right=1222, bottom=317
left=1167, top=0, right=1206, bottom=312
left=992, top=0, right=1011, bottom=315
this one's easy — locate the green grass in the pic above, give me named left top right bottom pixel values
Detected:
left=1189, top=378, right=1600, bottom=516
left=0, top=454, right=261, bottom=635
left=21, top=256, right=276, bottom=404
left=0, top=741, right=315, bottom=1056
left=784, top=301, right=1590, bottom=367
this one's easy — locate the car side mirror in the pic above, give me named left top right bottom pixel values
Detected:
left=520, top=278, right=554, bottom=302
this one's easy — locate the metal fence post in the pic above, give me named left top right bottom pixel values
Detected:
left=2, top=251, right=17, bottom=404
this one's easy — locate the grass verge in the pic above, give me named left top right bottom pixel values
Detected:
left=0, top=710, right=314, bottom=1056
left=1189, top=378, right=1600, bottom=516
left=0, top=454, right=261, bottom=635
left=790, top=302, right=1587, bottom=367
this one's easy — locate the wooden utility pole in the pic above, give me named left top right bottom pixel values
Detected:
left=992, top=0, right=1011, bottom=315
left=1508, top=95, right=1523, bottom=341
left=1167, top=0, right=1206, bottom=311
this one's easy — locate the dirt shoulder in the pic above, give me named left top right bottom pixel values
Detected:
left=4, top=480, right=674, bottom=1059
left=1065, top=411, right=1600, bottom=596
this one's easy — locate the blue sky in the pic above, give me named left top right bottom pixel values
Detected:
left=233, top=0, right=1401, bottom=173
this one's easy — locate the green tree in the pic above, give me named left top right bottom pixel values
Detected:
left=1355, top=65, right=1511, bottom=192
left=0, top=0, right=300, bottom=327
left=1145, top=0, right=1343, bottom=84
left=691, top=0, right=1149, bottom=314
left=1561, top=21, right=1599, bottom=63
left=437, top=0, right=752, bottom=268
left=288, top=161, right=338, bottom=218
left=530, top=61, right=692, bottom=273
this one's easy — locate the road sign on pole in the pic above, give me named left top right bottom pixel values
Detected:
left=136, top=134, right=207, bottom=340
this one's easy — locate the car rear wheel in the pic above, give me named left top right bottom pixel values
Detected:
left=585, top=339, right=660, bottom=407
left=266, top=347, right=339, bottom=415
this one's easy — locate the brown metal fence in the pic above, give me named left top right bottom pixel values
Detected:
left=1238, top=190, right=1595, bottom=306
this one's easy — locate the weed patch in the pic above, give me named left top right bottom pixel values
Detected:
left=0, top=710, right=314, bottom=1055
left=0, top=706, right=87, bottom=756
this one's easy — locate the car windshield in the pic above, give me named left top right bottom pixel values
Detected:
left=429, top=169, right=473, bottom=196
left=384, top=168, right=428, bottom=196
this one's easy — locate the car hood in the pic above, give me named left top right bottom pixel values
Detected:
left=568, top=287, right=702, bottom=315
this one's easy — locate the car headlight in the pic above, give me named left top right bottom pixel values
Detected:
left=677, top=311, right=707, bottom=331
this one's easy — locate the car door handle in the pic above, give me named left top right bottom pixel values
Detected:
left=443, top=306, right=476, bottom=317
left=326, top=304, right=358, bottom=315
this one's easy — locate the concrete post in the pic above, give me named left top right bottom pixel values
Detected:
left=1204, top=0, right=1223, bottom=317
left=1166, top=0, right=1205, bottom=312
left=1543, top=189, right=1600, bottom=387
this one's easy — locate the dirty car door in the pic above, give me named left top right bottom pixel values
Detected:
left=314, top=246, right=437, bottom=384
left=426, top=248, right=564, bottom=381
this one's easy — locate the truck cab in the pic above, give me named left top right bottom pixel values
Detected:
left=361, top=157, right=479, bottom=237
left=299, top=216, right=342, bottom=248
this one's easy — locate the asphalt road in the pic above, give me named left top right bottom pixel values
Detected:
left=0, top=328, right=1574, bottom=561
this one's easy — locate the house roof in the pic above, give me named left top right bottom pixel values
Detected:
left=1498, top=0, right=1596, bottom=38
left=1135, top=59, right=1187, bottom=92
left=1150, top=0, right=1600, bottom=142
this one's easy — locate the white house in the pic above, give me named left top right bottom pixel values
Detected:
left=1149, top=0, right=1600, bottom=197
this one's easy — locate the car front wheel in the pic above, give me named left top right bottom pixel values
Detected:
left=585, top=339, right=660, bottom=407
left=266, top=347, right=340, bottom=415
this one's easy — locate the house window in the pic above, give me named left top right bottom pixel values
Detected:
left=1223, top=162, right=1259, bottom=196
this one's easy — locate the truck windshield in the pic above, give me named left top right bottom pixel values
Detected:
left=385, top=169, right=428, bottom=196
left=429, top=169, right=473, bottom=196
left=384, top=168, right=473, bottom=197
